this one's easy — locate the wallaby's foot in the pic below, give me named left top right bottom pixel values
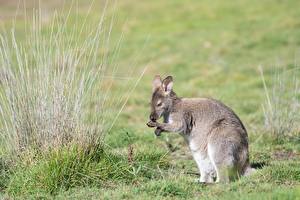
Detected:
left=194, top=179, right=213, bottom=186
left=194, top=178, right=205, bottom=184
left=200, top=174, right=214, bottom=184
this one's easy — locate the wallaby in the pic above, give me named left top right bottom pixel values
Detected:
left=147, top=75, right=253, bottom=183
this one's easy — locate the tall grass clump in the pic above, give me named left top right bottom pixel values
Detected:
left=0, top=7, right=145, bottom=161
left=260, top=65, right=300, bottom=141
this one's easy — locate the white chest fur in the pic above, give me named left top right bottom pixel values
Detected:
left=167, top=116, right=173, bottom=124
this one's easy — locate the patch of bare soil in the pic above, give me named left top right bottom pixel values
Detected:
left=272, top=150, right=300, bottom=160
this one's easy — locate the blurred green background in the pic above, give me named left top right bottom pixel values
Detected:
left=0, top=0, right=299, bottom=199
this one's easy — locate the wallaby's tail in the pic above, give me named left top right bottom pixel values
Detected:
left=243, top=166, right=256, bottom=176
left=243, top=161, right=266, bottom=176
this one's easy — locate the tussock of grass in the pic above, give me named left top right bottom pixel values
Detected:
left=0, top=9, right=107, bottom=158
left=6, top=145, right=170, bottom=197
left=260, top=66, right=300, bottom=141
left=0, top=6, right=146, bottom=161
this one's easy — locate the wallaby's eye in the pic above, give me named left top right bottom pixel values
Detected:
left=157, top=102, right=162, bottom=107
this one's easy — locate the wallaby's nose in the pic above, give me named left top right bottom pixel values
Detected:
left=150, top=114, right=156, bottom=121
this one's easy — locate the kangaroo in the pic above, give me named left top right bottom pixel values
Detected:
left=147, top=75, right=252, bottom=183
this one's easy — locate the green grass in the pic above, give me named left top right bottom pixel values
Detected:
left=0, top=0, right=300, bottom=199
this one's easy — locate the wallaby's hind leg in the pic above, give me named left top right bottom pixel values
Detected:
left=207, top=140, right=239, bottom=183
left=191, top=151, right=215, bottom=183
left=207, top=126, right=248, bottom=183
left=208, top=144, right=236, bottom=183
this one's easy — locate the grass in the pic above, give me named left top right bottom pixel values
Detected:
left=6, top=146, right=169, bottom=197
left=260, top=65, right=300, bottom=141
left=0, top=8, right=105, bottom=158
left=0, top=1, right=146, bottom=159
left=0, top=0, right=299, bottom=199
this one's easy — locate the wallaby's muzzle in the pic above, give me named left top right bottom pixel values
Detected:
left=149, top=113, right=158, bottom=121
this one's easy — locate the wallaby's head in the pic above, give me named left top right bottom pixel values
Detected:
left=149, top=75, right=174, bottom=121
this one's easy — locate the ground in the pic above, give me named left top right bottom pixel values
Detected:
left=0, top=0, right=300, bottom=199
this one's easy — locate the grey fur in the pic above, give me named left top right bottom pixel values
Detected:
left=147, top=75, right=252, bottom=183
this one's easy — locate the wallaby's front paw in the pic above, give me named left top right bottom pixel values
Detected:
left=147, top=121, right=157, bottom=128
left=154, top=128, right=162, bottom=136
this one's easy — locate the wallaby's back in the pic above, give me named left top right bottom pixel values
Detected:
left=170, top=98, right=246, bottom=135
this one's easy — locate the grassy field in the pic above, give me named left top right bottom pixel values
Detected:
left=0, top=0, right=300, bottom=199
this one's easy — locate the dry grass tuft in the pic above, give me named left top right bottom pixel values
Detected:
left=0, top=6, right=146, bottom=160
left=260, top=65, right=300, bottom=141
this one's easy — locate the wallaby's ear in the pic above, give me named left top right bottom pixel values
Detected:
left=162, top=76, right=173, bottom=94
left=152, top=75, right=162, bottom=92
